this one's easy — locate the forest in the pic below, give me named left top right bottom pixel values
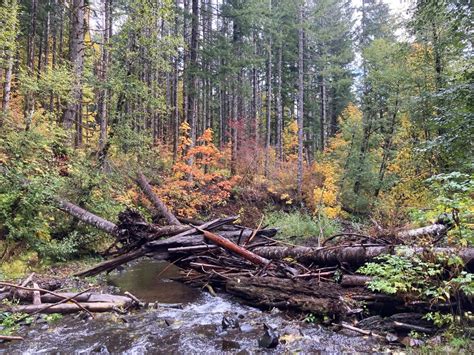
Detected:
left=0, top=0, right=473, bottom=351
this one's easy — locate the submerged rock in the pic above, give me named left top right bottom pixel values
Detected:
left=222, top=339, right=241, bottom=350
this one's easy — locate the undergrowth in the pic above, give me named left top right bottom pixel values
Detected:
left=263, top=210, right=341, bottom=243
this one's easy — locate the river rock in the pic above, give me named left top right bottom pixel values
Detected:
left=222, top=315, right=239, bottom=329
left=258, top=323, right=279, bottom=348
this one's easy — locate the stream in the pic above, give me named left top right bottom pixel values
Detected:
left=0, top=259, right=388, bottom=354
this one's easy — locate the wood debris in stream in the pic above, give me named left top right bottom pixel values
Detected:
left=47, top=172, right=473, bottom=344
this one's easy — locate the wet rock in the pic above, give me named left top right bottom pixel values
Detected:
left=222, top=315, right=239, bottom=329
left=270, top=307, right=281, bottom=314
left=36, top=316, right=48, bottom=325
left=258, top=323, right=279, bottom=349
left=40, top=324, right=49, bottom=330
left=164, top=318, right=174, bottom=326
left=92, top=344, right=110, bottom=353
left=222, top=339, right=241, bottom=351
left=401, top=336, right=425, bottom=347
left=239, top=324, right=254, bottom=333
left=386, top=333, right=398, bottom=343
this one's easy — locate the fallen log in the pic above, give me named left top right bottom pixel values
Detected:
left=15, top=292, right=132, bottom=304
left=23, top=288, right=92, bottom=318
left=226, top=277, right=347, bottom=317
left=136, top=171, right=182, bottom=226
left=0, top=282, right=93, bottom=318
left=0, top=335, right=23, bottom=341
left=10, top=301, right=131, bottom=314
left=340, top=275, right=372, bottom=287
left=397, top=223, right=450, bottom=240
left=252, top=246, right=474, bottom=269
left=75, top=216, right=241, bottom=276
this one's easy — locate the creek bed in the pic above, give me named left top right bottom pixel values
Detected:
left=0, top=259, right=391, bottom=353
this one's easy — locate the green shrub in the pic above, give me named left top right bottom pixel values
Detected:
left=359, top=250, right=474, bottom=302
left=264, top=210, right=340, bottom=242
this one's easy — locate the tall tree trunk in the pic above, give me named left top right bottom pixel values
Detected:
left=172, top=0, right=180, bottom=162
left=62, top=0, right=85, bottom=147
left=98, top=0, right=111, bottom=151
left=49, top=0, right=58, bottom=113
left=182, top=0, right=190, bottom=127
left=297, top=3, right=304, bottom=199
left=320, top=76, right=326, bottom=151
left=24, top=0, right=38, bottom=128
left=264, top=27, right=272, bottom=176
left=276, top=45, right=283, bottom=160
left=43, top=2, right=51, bottom=71
left=1, top=53, right=14, bottom=124
left=187, top=0, right=199, bottom=174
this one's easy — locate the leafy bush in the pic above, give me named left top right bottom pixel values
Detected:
left=359, top=249, right=474, bottom=302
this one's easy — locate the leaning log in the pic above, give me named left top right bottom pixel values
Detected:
left=73, top=248, right=149, bottom=277
left=195, top=227, right=271, bottom=266
left=74, top=216, right=240, bottom=276
left=56, top=199, right=120, bottom=237
left=252, top=246, right=474, bottom=269
left=136, top=171, right=181, bottom=226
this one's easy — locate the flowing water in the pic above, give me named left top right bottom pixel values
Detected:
left=0, top=259, right=387, bottom=354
